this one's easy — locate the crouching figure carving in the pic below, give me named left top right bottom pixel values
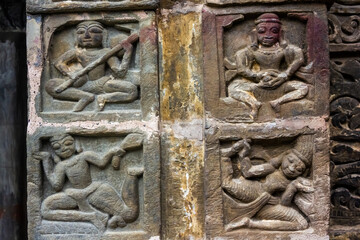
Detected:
left=221, top=136, right=314, bottom=231
left=32, top=133, right=143, bottom=231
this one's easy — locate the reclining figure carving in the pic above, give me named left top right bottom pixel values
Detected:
left=221, top=136, right=314, bottom=231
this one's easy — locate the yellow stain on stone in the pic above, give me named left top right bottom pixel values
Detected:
left=159, top=12, right=203, bottom=122
left=166, top=134, right=204, bottom=239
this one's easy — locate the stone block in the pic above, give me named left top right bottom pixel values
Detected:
left=204, top=120, right=330, bottom=239
left=27, top=12, right=158, bottom=123
left=203, top=4, right=329, bottom=123
left=27, top=127, right=160, bottom=240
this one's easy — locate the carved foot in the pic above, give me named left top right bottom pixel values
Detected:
left=91, top=212, right=109, bottom=232
left=269, top=100, right=281, bottom=113
left=127, top=166, right=144, bottom=176
left=97, top=95, right=106, bottom=111
left=73, top=95, right=95, bottom=112
left=250, top=102, right=262, bottom=119
left=108, top=215, right=127, bottom=229
left=225, top=217, right=250, bottom=231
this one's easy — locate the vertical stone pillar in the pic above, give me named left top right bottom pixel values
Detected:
left=26, top=1, right=160, bottom=239
left=202, top=2, right=330, bottom=239
left=159, top=3, right=205, bottom=238
left=328, top=1, right=360, bottom=238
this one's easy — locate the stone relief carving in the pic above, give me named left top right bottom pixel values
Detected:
left=221, top=136, right=313, bottom=231
left=32, top=133, right=144, bottom=233
left=202, top=7, right=329, bottom=123
left=35, top=12, right=158, bottom=122
left=329, top=0, right=360, bottom=226
left=224, top=13, right=310, bottom=119
left=46, top=21, right=138, bottom=112
left=44, top=20, right=139, bottom=113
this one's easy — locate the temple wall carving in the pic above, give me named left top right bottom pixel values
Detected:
left=25, top=0, right=360, bottom=239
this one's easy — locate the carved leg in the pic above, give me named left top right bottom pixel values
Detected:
left=45, top=78, right=95, bottom=112
left=97, top=80, right=138, bottom=110
left=228, top=80, right=261, bottom=118
left=251, top=204, right=309, bottom=231
left=269, top=81, right=308, bottom=112
left=41, top=192, right=107, bottom=231
left=88, top=168, right=143, bottom=229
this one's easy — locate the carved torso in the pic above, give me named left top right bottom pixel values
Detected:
left=76, top=48, right=109, bottom=81
left=252, top=46, right=285, bottom=71
left=59, top=153, right=92, bottom=189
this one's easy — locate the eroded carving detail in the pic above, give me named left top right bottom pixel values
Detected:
left=224, top=13, right=311, bottom=119
left=329, top=1, right=360, bottom=225
left=221, top=136, right=313, bottom=231
left=45, top=21, right=138, bottom=112
left=32, top=133, right=144, bottom=232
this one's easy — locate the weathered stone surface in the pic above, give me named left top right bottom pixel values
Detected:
left=329, top=0, right=360, bottom=231
left=159, top=8, right=205, bottom=239
left=26, top=0, right=158, bottom=14
left=27, top=9, right=160, bottom=240
left=27, top=128, right=160, bottom=240
left=203, top=4, right=330, bottom=239
left=204, top=119, right=330, bottom=239
left=203, top=4, right=329, bottom=123
left=27, top=11, right=158, bottom=123
left=206, top=0, right=331, bottom=6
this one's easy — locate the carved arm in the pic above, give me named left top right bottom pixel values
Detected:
left=33, top=151, right=66, bottom=191
left=84, top=148, right=126, bottom=169
left=284, top=46, right=305, bottom=78
left=235, top=48, right=260, bottom=82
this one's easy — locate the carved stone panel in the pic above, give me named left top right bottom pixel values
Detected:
left=27, top=12, right=157, bottom=122
left=27, top=128, right=160, bottom=239
left=204, top=123, right=330, bottom=239
left=203, top=5, right=329, bottom=123
left=329, top=1, right=360, bottom=227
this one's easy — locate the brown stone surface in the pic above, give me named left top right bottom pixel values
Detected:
left=159, top=9, right=205, bottom=239
left=204, top=120, right=330, bottom=239
left=26, top=0, right=158, bottom=14
left=203, top=4, right=329, bottom=123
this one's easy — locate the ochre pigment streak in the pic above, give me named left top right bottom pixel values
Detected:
left=159, top=10, right=205, bottom=239
left=159, top=11, right=203, bottom=121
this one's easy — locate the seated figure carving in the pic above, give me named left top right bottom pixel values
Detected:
left=46, top=21, right=138, bottom=112
left=225, top=13, right=309, bottom=118
left=221, top=136, right=314, bottom=231
left=32, top=134, right=143, bottom=231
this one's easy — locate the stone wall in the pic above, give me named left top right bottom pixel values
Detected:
left=21, top=0, right=360, bottom=239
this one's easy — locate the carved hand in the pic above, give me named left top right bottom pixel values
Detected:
left=293, top=177, right=314, bottom=193
left=32, top=151, right=50, bottom=161
left=121, top=41, right=133, bottom=52
left=231, top=139, right=251, bottom=158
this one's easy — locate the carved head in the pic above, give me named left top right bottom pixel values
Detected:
left=281, top=150, right=307, bottom=179
left=255, top=13, right=282, bottom=47
left=76, top=21, right=104, bottom=48
left=50, top=134, right=76, bottom=159
left=281, top=135, right=313, bottom=179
